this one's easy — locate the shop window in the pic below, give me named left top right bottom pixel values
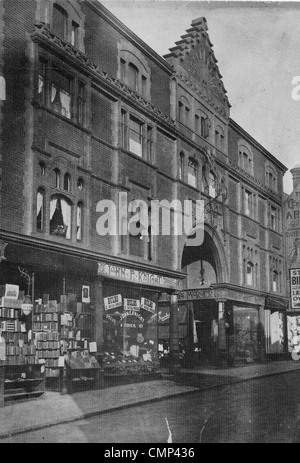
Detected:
left=51, top=68, right=72, bottom=119
left=188, top=158, right=198, bottom=188
left=128, top=63, right=139, bottom=92
left=179, top=152, right=184, bottom=181
left=50, top=195, right=72, bottom=239
left=36, top=189, right=45, bottom=231
left=71, top=21, right=79, bottom=48
left=64, top=173, right=71, bottom=192
left=246, top=262, right=255, bottom=286
left=76, top=202, right=83, bottom=241
left=54, top=168, right=61, bottom=189
left=53, top=4, right=68, bottom=41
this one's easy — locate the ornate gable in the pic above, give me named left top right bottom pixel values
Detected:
left=164, top=17, right=230, bottom=110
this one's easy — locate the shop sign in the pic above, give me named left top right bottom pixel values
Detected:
left=290, top=269, right=300, bottom=309
left=141, top=297, right=156, bottom=314
left=97, top=261, right=178, bottom=289
left=104, top=294, right=122, bottom=311
left=120, top=311, right=145, bottom=323
left=124, top=299, right=140, bottom=311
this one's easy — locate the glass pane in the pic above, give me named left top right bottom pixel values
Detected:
left=50, top=196, right=71, bottom=239
left=77, top=205, right=82, bottom=241
left=37, top=191, right=44, bottom=230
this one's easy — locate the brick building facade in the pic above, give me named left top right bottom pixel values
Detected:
left=0, top=0, right=289, bottom=385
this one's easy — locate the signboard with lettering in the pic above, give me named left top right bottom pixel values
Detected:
left=104, top=294, right=122, bottom=311
left=97, top=262, right=179, bottom=289
left=290, top=269, right=300, bottom=309
left=140, top=297, right=156, bottom=314
left=124, top=299, right=140, bottom=312
left=286, top=184, right=300, bottom=268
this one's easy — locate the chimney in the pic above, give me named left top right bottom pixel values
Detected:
left=291, top=165, right=300, bottom=190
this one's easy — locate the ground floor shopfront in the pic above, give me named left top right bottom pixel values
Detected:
left=0, top=234, right=185, bottom=402
left=158, top=285, right=289, bottom=367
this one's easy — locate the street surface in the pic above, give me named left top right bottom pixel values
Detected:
left=2, top=371, right=300, bottom=443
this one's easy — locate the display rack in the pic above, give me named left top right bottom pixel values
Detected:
left=34, top=299, right=61, bottom=390
left=65, top=353, right=102, bottom=394
left=0, top=295, right=46, bottom=402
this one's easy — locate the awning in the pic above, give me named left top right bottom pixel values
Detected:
left=265, top=295, right=289, bottom=311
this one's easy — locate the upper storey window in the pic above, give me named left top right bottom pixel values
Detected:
left=265, top=165, right=278, bottom=192
left=238, top=144, right=253, bottom=176
left=178, top=97, right=191, bottom=127
left=53, top=4, right=68, bottom=41
left=51, top=68, right=72, bottom=119
left=118, top=47, right=151, bottom=100
left=215, top=126, right=225, bottom=151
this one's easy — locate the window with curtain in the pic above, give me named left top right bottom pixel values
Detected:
left=71, top=21, right=79, bottom=47
left=51, top=68, right=72, bottom=119
left=272, top=271, right=278, bottom=292
left=209, top=171, right=216, bottom=198
left=37, top=189, right=45, bottom=231
left=246, top=262, right=254, bottom=286
left=54, top=168, right=61, bottom=189
left=50, top=195, right=72, bottom=239
left=77, top=202, right=83, bottom=241
left=64, top=173, right=71, bottom=192
left=179, top=153, right=184, bottom=181
left=38, top=59, right=47, bottom=105
left=53, top=4, right=68, bottom=40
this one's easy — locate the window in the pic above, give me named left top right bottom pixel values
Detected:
left=266, top=166, right=277, bottom=192
left=71, top=21, right=79, bottom=47
left=215, top=126, right=225, bottom=151
left=272, top=271, right=278, bottom=292
left=247, top=262, right=254, bottom=286
left=121, top=109, right=128, bottom=149
left=53, top=4, right=68, bottom=40
left=270, top=205, right=280, bottom=232
left=209, top=171, right=216, bottom=198
left=195, top=114, right=200, bottom=134
left=146, top=126, right=153, bottom=162
left=179, top=153, right=184, bottom=181
left=129, top=210, right=143, bottom=258
left=188, top=159, right=198, bottom=188
left=36, top=189, right=45, bottom=231
left=54, top=168, right=61, bottom=189
left=129, top=116, right=143, bottom=157
left=178, top=99, right=190, bottom=126
left=64, top=173, right=71, bottom=192
left=77, top=178, right=84, bottom=191
left=76, top=202, right=83, bottom=241
left=50, top=195, right=72, bottom=239
left=39, top=162, right=46, bottom=176
left=77, top=81, right=85, bottom=125
left=244, top=189, right=255, bottom=218
left=120, top=59, right=126, bottom=82
left=38, top=59, right=47, bottom=105
left=201, top=116, right=209, bottom=139
left=142, top=75, right=147, bottom=98
left=51, top=68, right=72, bottom=119
left=128, top=63, right=139, bottom=92
left=238, top=145, right=253, bottom=175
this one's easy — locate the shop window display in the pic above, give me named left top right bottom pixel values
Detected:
left=103, top=292, right=159, bottom=375
left=233, top=307, right=260, bottom=362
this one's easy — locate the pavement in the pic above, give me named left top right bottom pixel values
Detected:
left=0, top=359, right=300, bottom=440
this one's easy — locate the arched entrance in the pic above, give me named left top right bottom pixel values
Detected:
left=181, top=226, right=228, bottom=366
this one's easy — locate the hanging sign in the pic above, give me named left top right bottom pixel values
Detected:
left=104, top=294, right=122, bottom=311
left=124, top=299, right=140, bottom=312
left=4, top=285, right=19, bottom=300
left=290, top=269, right=300, bottom=309
left=140, top=297, right=156, bottom=314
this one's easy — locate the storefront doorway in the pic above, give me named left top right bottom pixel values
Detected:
left=193, top=300, right=218, bottom=365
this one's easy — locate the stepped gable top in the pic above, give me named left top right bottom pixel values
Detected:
left=164, top=17, right=230, bottom=108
